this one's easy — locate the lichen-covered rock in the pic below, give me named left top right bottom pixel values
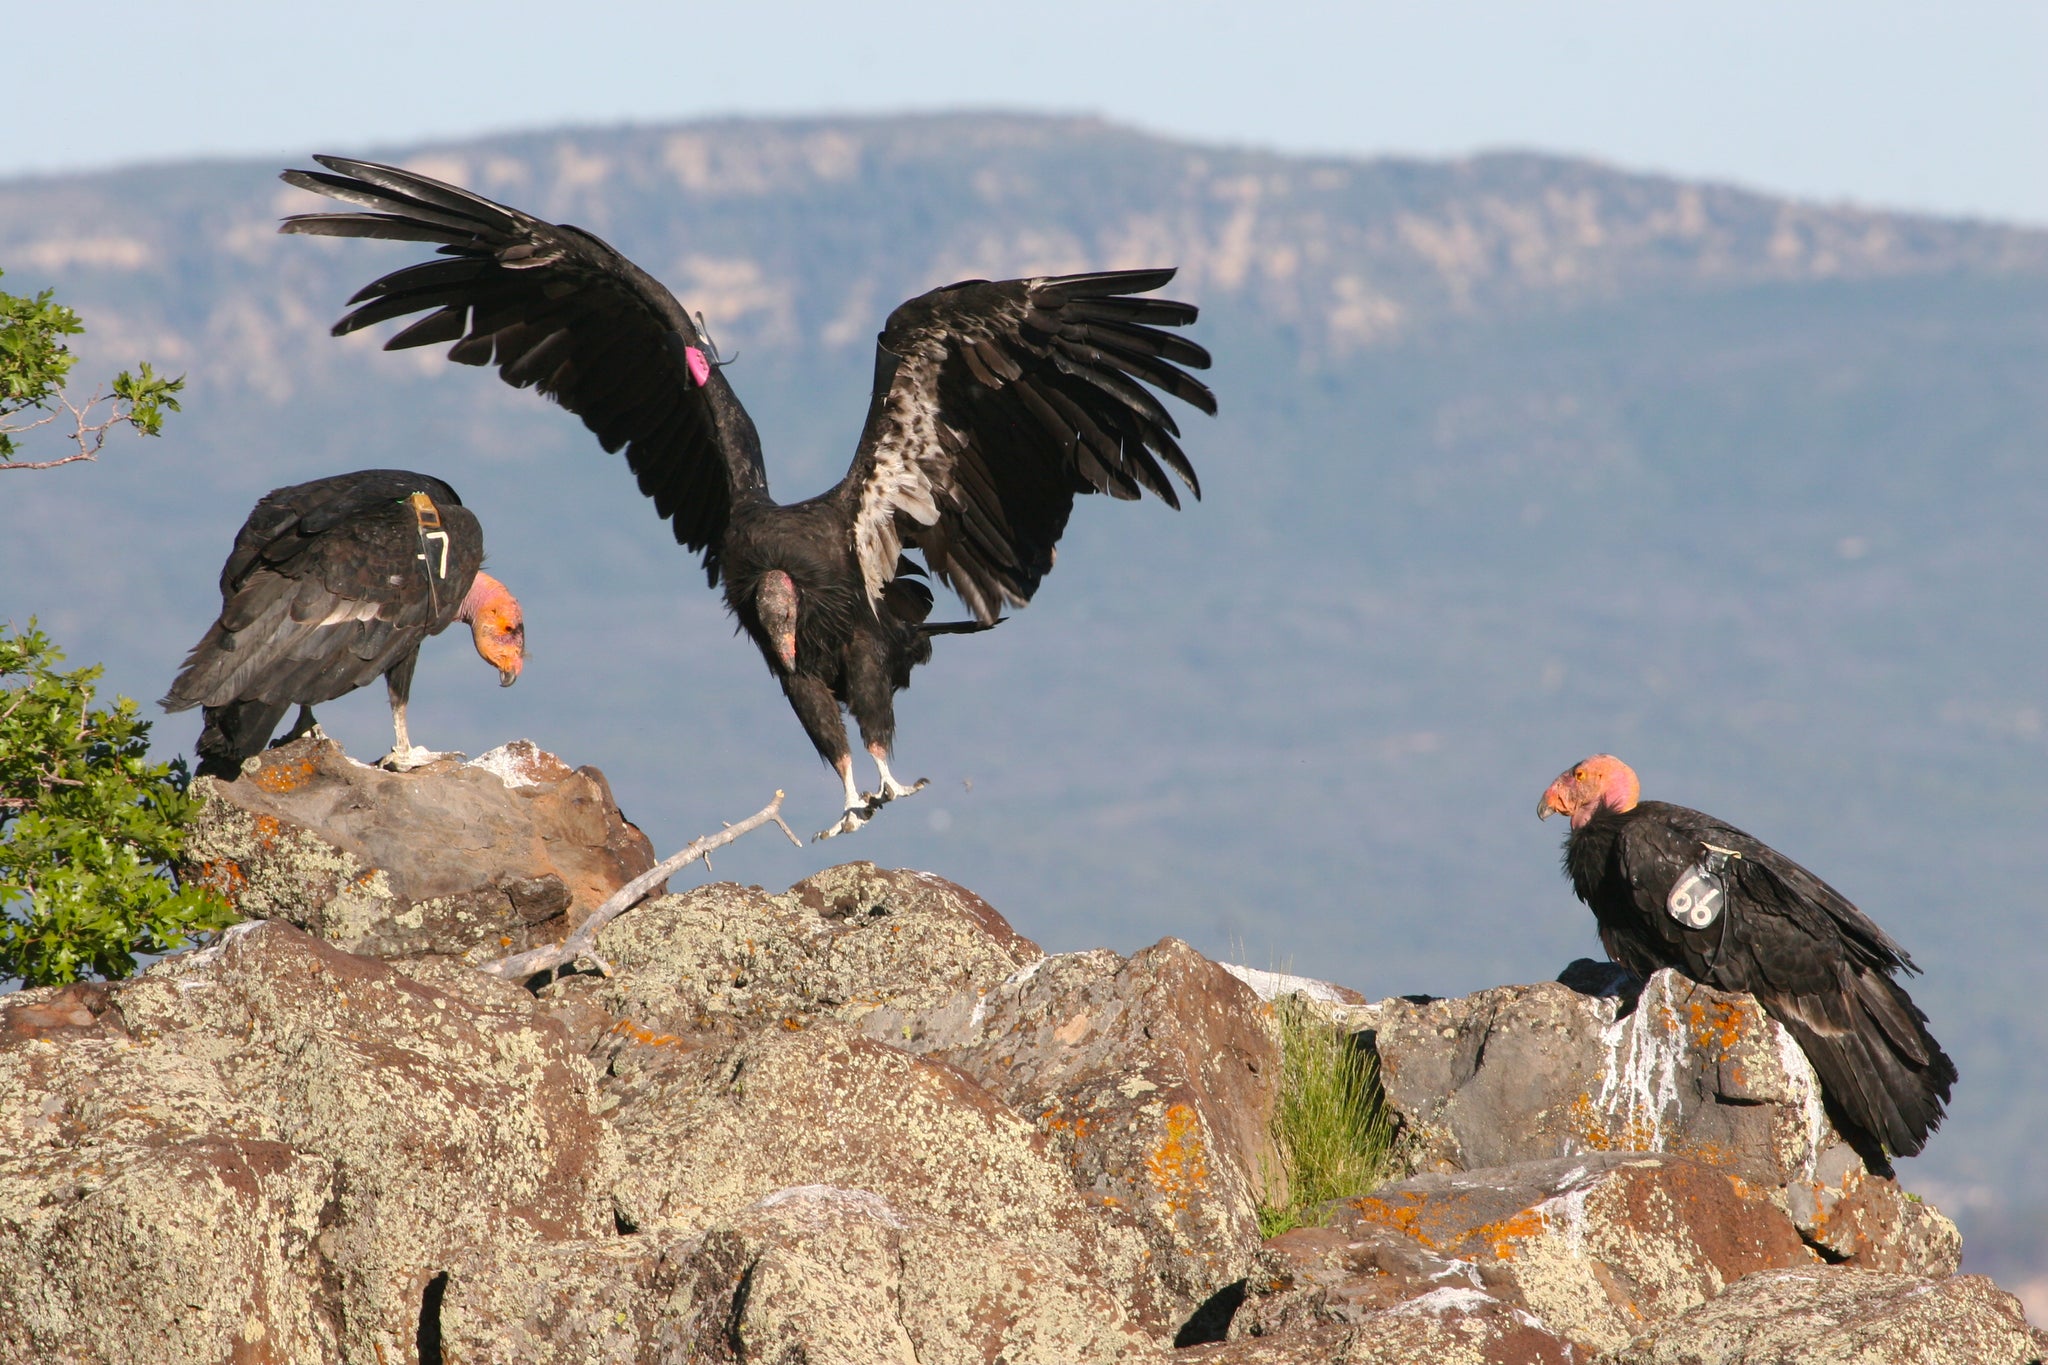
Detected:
left=1183, top=1288, right=1580, bottom=1364
left=1782, top=1146, right=1962, bottom=1276
left=608, top=1017, right=1152, bottom=1313
left=866, top=938, right=1286, bottom=1331
left=541, top=862, right=1044, bottom=1065
left=1339, top=1153, right=1813, bottom=1352
left=1362, top=967, right=1945, bottom=1266
left=0, top=921, right=617, bottom=1364
left=1230, top=1219, right=1525, bottom=1340
left=179, top=736, right=656, bottom=957
left=1370, top=970, right=1834, bottom=1188
left=1606, top=1266, right=2041, bottom=1364
left=0, top=1138, right=338, bottom=1365
left=432, top=1234, right=676, bottom=1365
left=661, top=1185, right=1161, bottom=1363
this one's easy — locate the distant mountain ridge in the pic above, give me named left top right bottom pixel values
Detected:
left=5, top=113, right=2047, bottom=1298
left=5, top=114, right=2045, bottom=405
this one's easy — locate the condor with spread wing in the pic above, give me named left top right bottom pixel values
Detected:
left=1539, top=754, right=1956, bottom=1166
left=280, top=156, right=1215, bottom=836
left=163, top=469, right=526, bottom=778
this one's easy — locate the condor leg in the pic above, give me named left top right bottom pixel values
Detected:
left=845, top=637, right=927, bottom=805
left=781, top=672, right=869, bottom=839
left=378, top=649, right=446, bottom=771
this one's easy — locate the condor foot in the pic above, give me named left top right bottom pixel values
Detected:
left=813, top=777, right=929, bottom=841
left=379, top=744, right=458, bottom=772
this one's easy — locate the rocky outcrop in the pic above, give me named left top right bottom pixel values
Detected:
left=867, top=938, right=1287, bottom=1326
left=1360, top=963, right=1963, bottom=1280
left=0, top=747, right=2030, bottom=1363
left=1608, top=1266, right=2040, bottom=1365
left=179, top=736, right=658, bottom=958
left=0, top=920, right=615, bottom=1364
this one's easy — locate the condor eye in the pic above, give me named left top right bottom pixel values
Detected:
left=1573, top=768, right=1586, bottom=781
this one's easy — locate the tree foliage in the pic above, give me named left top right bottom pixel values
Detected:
left=0, top=268, right=183, bottom=469
left=0, top=622, right=235, bottom=985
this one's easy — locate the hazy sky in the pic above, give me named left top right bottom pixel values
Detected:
left=9, top=1, right=2045, bottom=224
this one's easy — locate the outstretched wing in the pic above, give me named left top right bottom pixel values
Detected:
left=837, top=269, right=1215, bottom=623
left=162, top=470, right=484, bottom=711
left=279, top=155, right=766, bottom=582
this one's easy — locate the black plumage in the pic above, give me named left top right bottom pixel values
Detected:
left=1540, top=755, right=1956, bottom=1165
left=279, top=156, right=1215, bottom=835
left=163, top=469, right=523, bottom=778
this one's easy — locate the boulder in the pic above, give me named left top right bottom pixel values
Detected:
left=607, top=1016, right=1152, bottom=1325
left=864, top=938, right=1287, bottom=1331
left=1362, top=966, right=1952, bottom=1267
left=1369, top=969, right=1834, bottom=1187
left=538, top=862, right=1046, bottom=1093
left=1181, top=1290, right=1579, bottom=1364
left=0, top=1137, right=337, bottom=1365
left=1326, top=1153, right=1813, bottom=1352
left=0, top=921, right=617, bottom=1364
left=657, top=1185, right=1161, bottom=1363
left=1607, top=1266, right=2042, bottom=1365
left=179, top=736, right=657, bottom=958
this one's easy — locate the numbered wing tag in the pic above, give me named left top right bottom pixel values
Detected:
left=409, top=491, right=450, bottom=579
left=1666, top=845, right=1740, bottom=930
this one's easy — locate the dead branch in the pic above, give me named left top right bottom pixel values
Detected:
left=1, top=390, right=132, bottom=471
left=476, top=789, right=801, bottom=982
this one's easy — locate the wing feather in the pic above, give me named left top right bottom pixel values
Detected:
left=281, top=156, right=767, bottom=576
left=834, top=268, right=1213, bottom=621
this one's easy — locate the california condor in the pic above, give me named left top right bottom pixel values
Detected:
left=163, top=469, right=525, bottom=778
left=277, top=156, right=1215, bottom=837
left=1538, top=753, right=1956, bottom=1163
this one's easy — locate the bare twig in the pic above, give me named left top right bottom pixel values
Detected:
left=476, top=790, right=801, bottom=982
left=0, top=390, right=135, bottom=471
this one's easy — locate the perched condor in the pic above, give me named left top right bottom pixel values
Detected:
left=278, top=156, right=1215, bottom=837
left=162, top=469, right=526, bottom=778
left=1538, top=753, right=1956, bottom=1165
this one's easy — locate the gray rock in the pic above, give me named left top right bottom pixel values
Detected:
left=865, top=937, right=1287, bottom=1331
left=1363, top=967, right=1956, bottom=1272
left=1605, top=1266, right=2041, bottom=1364
left=180, top=736, right=658, bottom=958
left=0, top=920, right=617, bottom=1364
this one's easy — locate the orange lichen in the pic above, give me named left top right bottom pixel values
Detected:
left=1471, top=1208, right=1547, bottom=1261
left=1347, top=1192, right=1435, bottom=1247
left=610, top=1018, right=682, bottom=1047
left=779, top=1017, right=805, bottom=1031
left=251, top=813, right=283, bottom=849
left=251, top=757, right=320, bottom=794
left=194, top=858, right=249, bottom=898
left=1144, top=1103, right=1210, bottom=1212
left=1687, top=999, right=1750, bottom=1056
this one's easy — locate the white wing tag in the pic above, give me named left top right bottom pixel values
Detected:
left=1667, top=844, right=1740, bottom=930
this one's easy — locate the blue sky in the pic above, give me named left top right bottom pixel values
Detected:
left=10, top=1, right=2046, bottom=223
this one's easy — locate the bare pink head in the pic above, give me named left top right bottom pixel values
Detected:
left=460, top=570, right=525, bottom=686
left=1538, top=754, right=1640, bottom=829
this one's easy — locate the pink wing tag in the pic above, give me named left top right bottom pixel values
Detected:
left=683, top=345, right=711, bottom=387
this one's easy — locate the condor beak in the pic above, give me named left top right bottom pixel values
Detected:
left=1537, top=782, right=1565, bottom=820
left=776, top=633, right=797, bottom=671
left=500, top=667, right=519, bottom=688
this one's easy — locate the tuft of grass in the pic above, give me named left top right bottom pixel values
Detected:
left=1257, top=996, right=1397, bottom=1239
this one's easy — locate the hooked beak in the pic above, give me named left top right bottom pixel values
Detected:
left=775, top=634, right=797, bottom=671
left=1537, top=782, right=1565, bottom=820
left=499, top=668, right=519, bottom=688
